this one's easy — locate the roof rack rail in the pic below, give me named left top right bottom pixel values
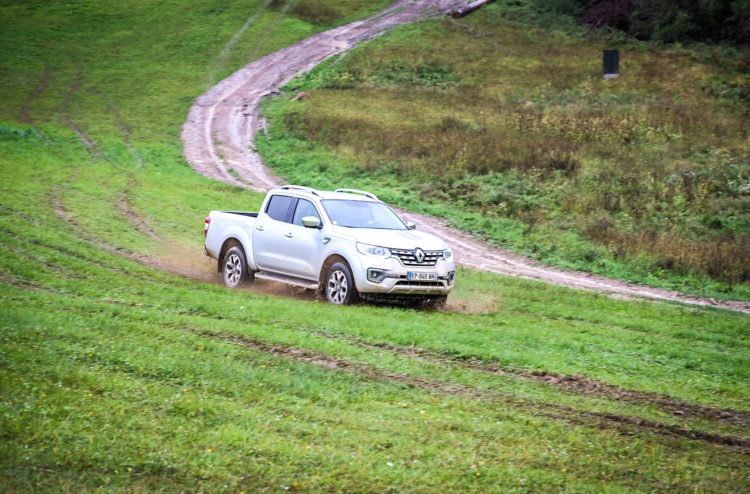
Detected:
left=280, top=185, right=320, bottom=197
left=334, top=188, right=379, bottom=201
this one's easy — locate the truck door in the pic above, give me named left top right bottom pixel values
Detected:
left=252, top=194, right=295, bottom=273
left=283, top=199, right=324, bottom=281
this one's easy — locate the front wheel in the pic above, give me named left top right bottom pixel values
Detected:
left=324, top=262, right=359, bottom=305
left=222, top=246, right=249, bottom=288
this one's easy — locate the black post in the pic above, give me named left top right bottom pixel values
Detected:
left=603, top=49, right=619, bottom=79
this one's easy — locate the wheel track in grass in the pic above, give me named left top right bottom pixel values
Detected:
left=6, top=269, right=746, bottom=452
left=196, top=329, right=750, bottom=453
left=75, top=294, right=749, bottom=429
left=180, top=0, right=750, bottom=313
left=33, top=62, right=221, bottom=283
left=20, top=64, right=51, bottom=144
left=301, top=327, right=750, bottom=428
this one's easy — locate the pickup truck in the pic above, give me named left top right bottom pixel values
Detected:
left=203, top=186, right=455, bottom=305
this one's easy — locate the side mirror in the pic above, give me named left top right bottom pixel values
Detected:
left=301, top=216, right=322, bottom=229
left=407, top=222, right=416, bottom=230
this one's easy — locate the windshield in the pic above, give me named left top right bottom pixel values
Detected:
left=321, top=199, right=407, bottom=230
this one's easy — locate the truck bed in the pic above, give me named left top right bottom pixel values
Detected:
left=222, top=211, right=258, bottom=217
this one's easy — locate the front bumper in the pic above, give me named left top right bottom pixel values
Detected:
left=353, top=255, right=455, bottom=296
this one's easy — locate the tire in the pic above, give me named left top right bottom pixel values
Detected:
left=222, top=246, right=249, bottom=288
left=324, top=262, right=359, bottom=305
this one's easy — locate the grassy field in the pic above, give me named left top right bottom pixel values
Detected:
left=257, top=1, right=750, bottom=300
left=1, top=0, right=749, bottom=491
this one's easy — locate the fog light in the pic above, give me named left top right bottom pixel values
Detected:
left=367, top=268, right=386, bottom=283
left=448, top=271, right=455, bottom=285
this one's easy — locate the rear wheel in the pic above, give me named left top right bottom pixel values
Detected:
left=324, top=262, right=359, bottom=305
left=222, top=246, right=248, bottom=288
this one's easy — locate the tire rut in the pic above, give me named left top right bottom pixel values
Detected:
left=198, top=329, right=750, bottom=453
left=47, top=61, right=217, bottom=282
left=20, top=64, right=51, bottom=144
left=360, top=336, right=750, bottom=427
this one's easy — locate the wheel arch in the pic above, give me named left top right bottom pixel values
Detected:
left=218, top=237, right=244, bottom=272
left=320, top=255, right=359, bottom=304
left=319, top=254, right=351, bottom=287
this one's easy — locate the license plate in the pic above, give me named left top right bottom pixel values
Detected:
left=408, top=272, right=438, bottom=281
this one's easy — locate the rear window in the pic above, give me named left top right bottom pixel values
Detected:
left=265, top=195, right=294, bottom=222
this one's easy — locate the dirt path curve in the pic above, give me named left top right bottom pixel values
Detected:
left=181, top=0, right=750, bottom=314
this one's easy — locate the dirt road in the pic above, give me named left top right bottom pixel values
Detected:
left=181, top=0, right=750, bottom=313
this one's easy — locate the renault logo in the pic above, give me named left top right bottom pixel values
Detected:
left=414, top=248, right=425, bottom=263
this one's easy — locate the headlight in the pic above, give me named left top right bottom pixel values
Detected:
left=443, top=248, right=453, bottom=260
left=356, top=242, right=390, bottom=257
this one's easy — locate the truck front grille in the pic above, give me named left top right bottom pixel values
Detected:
left=390, top=248, right=443, bottom=267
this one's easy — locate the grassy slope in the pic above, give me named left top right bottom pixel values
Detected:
left=0, top=0, right=749, bottom=491
left=256, top=4, right=750, bottom=301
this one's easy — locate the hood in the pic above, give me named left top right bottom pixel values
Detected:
left=332, top=226, right=448, bottom=251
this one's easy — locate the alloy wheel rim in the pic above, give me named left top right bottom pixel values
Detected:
left=225, top=253, right=241, bottom=286
left=327, top=270, right=347, bottom=304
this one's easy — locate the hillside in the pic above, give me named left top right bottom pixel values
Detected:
left=258, top=2, right=750, bottom=300
left=0, top=0, right=749, bottom=491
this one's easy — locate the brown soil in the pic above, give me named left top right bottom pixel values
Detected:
left=179, top=0, right=750, bottom=314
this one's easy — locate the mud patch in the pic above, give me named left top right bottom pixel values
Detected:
left=443, top=293, right=498, bottom=315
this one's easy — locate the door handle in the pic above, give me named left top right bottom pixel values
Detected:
left=256, top=225, right=264, bottom=231
left=284, top=232, right=293, bottom=238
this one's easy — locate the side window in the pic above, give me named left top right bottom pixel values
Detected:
left=265, top=195, right=294, bottom=222
left=292, top=199, right=321, bottom=226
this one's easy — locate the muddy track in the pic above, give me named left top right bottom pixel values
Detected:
left=180, top=0, right=750, bottom=313
left=199, top=330, right=750, bottom=453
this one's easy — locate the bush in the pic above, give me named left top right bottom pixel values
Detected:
left=580, top=0, right=750, bottom=45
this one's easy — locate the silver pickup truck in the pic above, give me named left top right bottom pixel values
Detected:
left=203, top=186, right=455, bottom=305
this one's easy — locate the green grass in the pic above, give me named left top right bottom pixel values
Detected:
left=1, top=0, right=749, bottom=491
left=256, top=6, right=750, bottom=300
